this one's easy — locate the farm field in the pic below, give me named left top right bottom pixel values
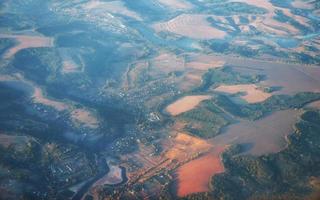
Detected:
left=0, top=0, right=319, bottom=199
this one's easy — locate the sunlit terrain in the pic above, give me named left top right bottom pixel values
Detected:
left=0, top=0, right=320, bottom=199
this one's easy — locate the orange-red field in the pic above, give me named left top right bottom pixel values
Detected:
left=166, top=95, right=211, bottom=116
left=214, top=84, right=272, bottom=103
left=175, top=145, right=225, bottom=197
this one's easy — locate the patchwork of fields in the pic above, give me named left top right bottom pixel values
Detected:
left=0, top=0, right=319, bottom=199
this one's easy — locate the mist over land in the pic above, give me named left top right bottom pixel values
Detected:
left=0, top=0, right=320, bottom=199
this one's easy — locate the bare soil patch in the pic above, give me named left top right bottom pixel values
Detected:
left=0, top=34, right=53, bottom=58
left=210, top=110, right=300, bottom=156
left=165, top=132, right=212, bottom=161
left=231, top=0, right=310, bottom=36
left=214, top=84, right=272, bottom=103
left=70, top=108, right=99, bottom=129
left=153, top=14, right=227, bottom=40
left=157, top=0, right=193, bottom=10
left=291, top=0, right=314, bottom=9
left=185, top=54, right=225, bottom=71
left=152, top=52, right=185, bottom=73
left=82, top=0, right=141, bottom=20
left=306, top=100, right=320, bottom=109
left=121, top=132, right=212, bottom=188
left=175, top=145, right=225, bottom=197
left=166, top=95, right=212, bottom=116
left=32, top=87, right=69, bottom=111
left=2, top=73, right=100, bottom=128
left=207, top=55, right=320, bottom=95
